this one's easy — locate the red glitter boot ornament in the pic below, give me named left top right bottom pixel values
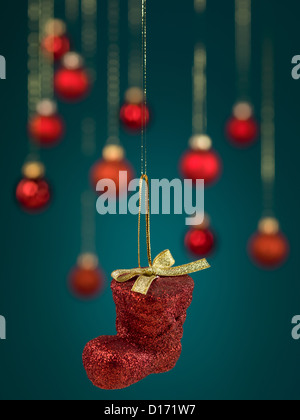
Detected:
left=83, top=249, right=210, bottom=389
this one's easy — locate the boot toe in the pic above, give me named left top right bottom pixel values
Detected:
left=83, top=336, right=154, bottom=390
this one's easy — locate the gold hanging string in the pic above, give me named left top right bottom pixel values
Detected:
left=235, top=0, right=251, bottom=99
left=128, top=0, right=142, bottom=88
left=27, top=0, right=41, bottom=161
left=138, top=175, right=152, bottom=268
left=112, top=0, right=211, bottom=295
left=141, top=0, right=147, bottom=175
left=261, top=37, right=275, bottom=217
left=80, top=1, right=98, bottom=254
left=81, top=0, right=97, bottom=81
left=107, top=0, right=121, bottom=146
left=40, top=0, right=54, bottom=99
left=81, top=0, right=97, bottom=156
left=194, top=0, right=206, bottom=14
left=65, top=0, right=79, bottom=23
left=193, top=43, right=207, bottom=135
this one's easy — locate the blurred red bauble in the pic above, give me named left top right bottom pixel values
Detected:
left=41, top=19, right=70, bottom=61
left=69, top=254, right=104, bottom=299
left=28, top=115, right=64, bottom=146
left=248, top=218, right=289, bottom=269
left=90, top=145, right=135, bottom=197
left=120, top=103, right=150, bottom=132
left=16, top=162, right=51, bottom=212
left=185, top=227, right=216, bottom=257
left=28, top=100, right=64, bottom=146
left=180, top=136, right=222, bottom=186
left=41, top=35, right=70, bottom=61
left=226, top=117, right=258, bottom=146
left=54, top=53, right=91, bottom=102
left=226, top=102, right=259, bottom=147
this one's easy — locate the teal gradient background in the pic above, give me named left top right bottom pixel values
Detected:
left=0, top=0, right=300, bottom=400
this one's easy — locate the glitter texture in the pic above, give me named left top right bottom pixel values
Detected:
left=82, top=275, right=194, bottom=390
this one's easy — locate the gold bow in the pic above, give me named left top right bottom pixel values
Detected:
left=112, top=249, right=210, bottom=295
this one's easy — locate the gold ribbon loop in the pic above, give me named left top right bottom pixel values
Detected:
left=111, top=250, right=210, bottom=295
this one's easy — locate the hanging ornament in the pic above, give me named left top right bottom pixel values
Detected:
left=16, top=162, right=51, bottom=212
left=120, top=101, right=150, bottom=132
left=226, top=0, right=258, bottom=147
left=28, top=99, right=65, bottom=146
left=90, top=0, right=134, bottom=198
left=185, top=214, right=216, bottom=257
left=248, top=37, right=289, bottom=268
left=54, top=53, right=91, bottom=102
left=69, top=253, right=104, bottom=299
left=248, top=218, right=289, bottom=269
left=41, top=19, right=70, bottom=61
left=180, top=37, right=222, bottom=187
left=120, top=1, right=151, bottom=133
left=90, top=145, right=134, bottom=197
left=226, top=102, right=259, bottom=146
left=180, top=135, right=222, bottom=186
left=83, top=0, right=211, bottom=390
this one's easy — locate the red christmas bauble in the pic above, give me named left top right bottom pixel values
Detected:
left=180, top=149, right=222, bottom=186
left=120, top=103, right=150, bottom=132
left=41, top=35, right=70, bottom=61
left=16, top=178, right=51, bottom=212
left=54, top=68, right=91, bottom=102
left=69, top=267, right=104, bottom=299
left=185, top=227, right=216, bottom=257
left=90, top=159, right=135, bottom=197
left=248, top=232, right=289, bottom=269
left=28, top=114, right=64, bottom=146
left=226, top=117, right=259, bottom=146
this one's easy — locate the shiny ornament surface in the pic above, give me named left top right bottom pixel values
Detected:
left=248, top=231, right=289, bottom=269
left=90, top=159, right=134, bottom=197
left=185, top=227, right=215, bottom=257
left=83, top=275, right=194, bottom=390
left=180, top=149, right=222, bottom=186
left=226, top=117, right=259, bottom=146
left=54, top=68, right=91, bottom=102
left=41, top=35, right=70, bottom=61
left=28, top=114, right=64, bottom=146
left=16, top=178, right=51, bottom=212
left=120, top=103, right=150, bottom=132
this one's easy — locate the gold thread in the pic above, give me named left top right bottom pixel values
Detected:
left=138, top=175, right=152, bottom=268
left=107, top=0, right=120, bottom=145
left=261, top=37, right=275, bottom=217
left=194, top=0, right=206, bottom=13
left=193, top=43, right=207, bottom=135
left=235, top=0, right=251, bottom=99
left=40, top=0, right=54, bottom=99
left=128, top=0, right=142, bottom=88
left=27, top=0, right=41, bottom=161
left=65, top=0, right=79, bottom=22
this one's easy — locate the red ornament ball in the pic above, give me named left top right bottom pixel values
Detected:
left=248, top=232, right=289, bottom=269
left=54, top=67, right=91, bottom=102
left=180, top=149, right=222, bottom=186
left=120, top=103, right=150, bottom=132
left=185, top=227, right=216, bottom=257
left=69, top=266, right=104, bottom=299
left=226, top=117, right=259, bottom=147
left=16, top=178, right=51, bottom=212
left=90, top=158, right=135, bottom=197
left=41, top=35, right=70, bottom=61
left=28, top=114, right=64, bottom=146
